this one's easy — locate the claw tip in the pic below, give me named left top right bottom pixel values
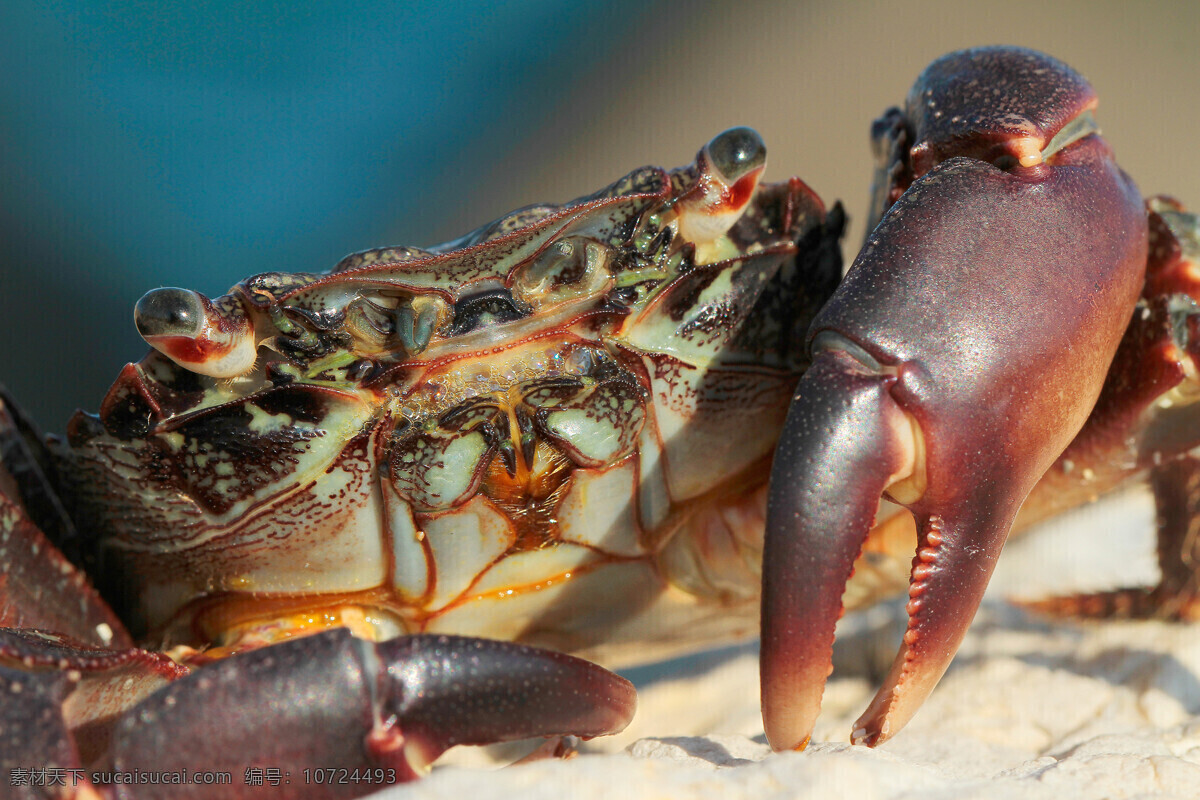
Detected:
left=850, top=726, right=886, bottom=747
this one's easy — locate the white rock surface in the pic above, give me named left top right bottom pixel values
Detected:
left=374, top=605, right=1200, bottom=800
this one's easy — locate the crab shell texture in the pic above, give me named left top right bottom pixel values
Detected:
left=56, top=128, right=844, bottom=664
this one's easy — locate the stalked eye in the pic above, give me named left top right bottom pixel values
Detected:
left=705, top=127, right=766, bottom=183
left=679, top=127, right=767, bottom=247
left=134, top=287, right=258, bottom=378
left=135, top=288, right=205, bottom=339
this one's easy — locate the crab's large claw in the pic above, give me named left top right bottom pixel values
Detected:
left=761, top=47, right=1149, bottom=751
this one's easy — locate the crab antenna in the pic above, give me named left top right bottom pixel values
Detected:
left=134, top=287, right=258, bottom=378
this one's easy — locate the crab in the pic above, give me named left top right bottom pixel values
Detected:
left=1, top=45, right=1198, bottom=799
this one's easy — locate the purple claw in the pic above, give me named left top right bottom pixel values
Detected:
left=103, top=630, right=635, bottom=798
left=761, top=47, right=1148, bottom=750
left=1, top=388, right=130, bottom=649
left=0, top=667, right=86, bottom=799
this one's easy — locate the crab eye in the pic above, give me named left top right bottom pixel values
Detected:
left=135, top=288, right=204, bottom=339
left=679, top=128, right=767, bottom=247
left=134, top=287, right=258, bottom=378
left=705, top=127, right=766, bottom=183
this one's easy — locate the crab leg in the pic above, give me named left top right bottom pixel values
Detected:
left=1, top=628, right=633, bottom=799
left=761, top=47, right=1148, bottom=751
left=101, top=630, right=634, bottom=798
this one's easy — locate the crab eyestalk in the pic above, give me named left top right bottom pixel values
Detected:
left=134, top=287, right=259, bottom=378
left=761, top=46, right=1148, bottom=751
left=676, top=126, right=766, bottom=245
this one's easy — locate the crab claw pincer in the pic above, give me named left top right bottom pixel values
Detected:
left=760, top=47, right=1149, bottom=750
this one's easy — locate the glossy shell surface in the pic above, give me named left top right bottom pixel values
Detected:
left=58, top=132, right=844, bottom=664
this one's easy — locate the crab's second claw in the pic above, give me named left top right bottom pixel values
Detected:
left=759, top=153, right=1147, bottom=749
left=107, top=630, right=635, bottom=795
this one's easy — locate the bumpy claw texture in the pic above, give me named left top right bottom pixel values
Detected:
left=761, top=46, right=1148, bottom=751
left=0, top=390, right=126, bottom=648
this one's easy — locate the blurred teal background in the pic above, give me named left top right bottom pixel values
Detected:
left=2, top=2, right=1198, bottom=423
left=0, top=0, right=660, bottom=421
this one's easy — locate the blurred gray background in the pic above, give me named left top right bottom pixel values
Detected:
left=3, top=1, right=1198, bottom=424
